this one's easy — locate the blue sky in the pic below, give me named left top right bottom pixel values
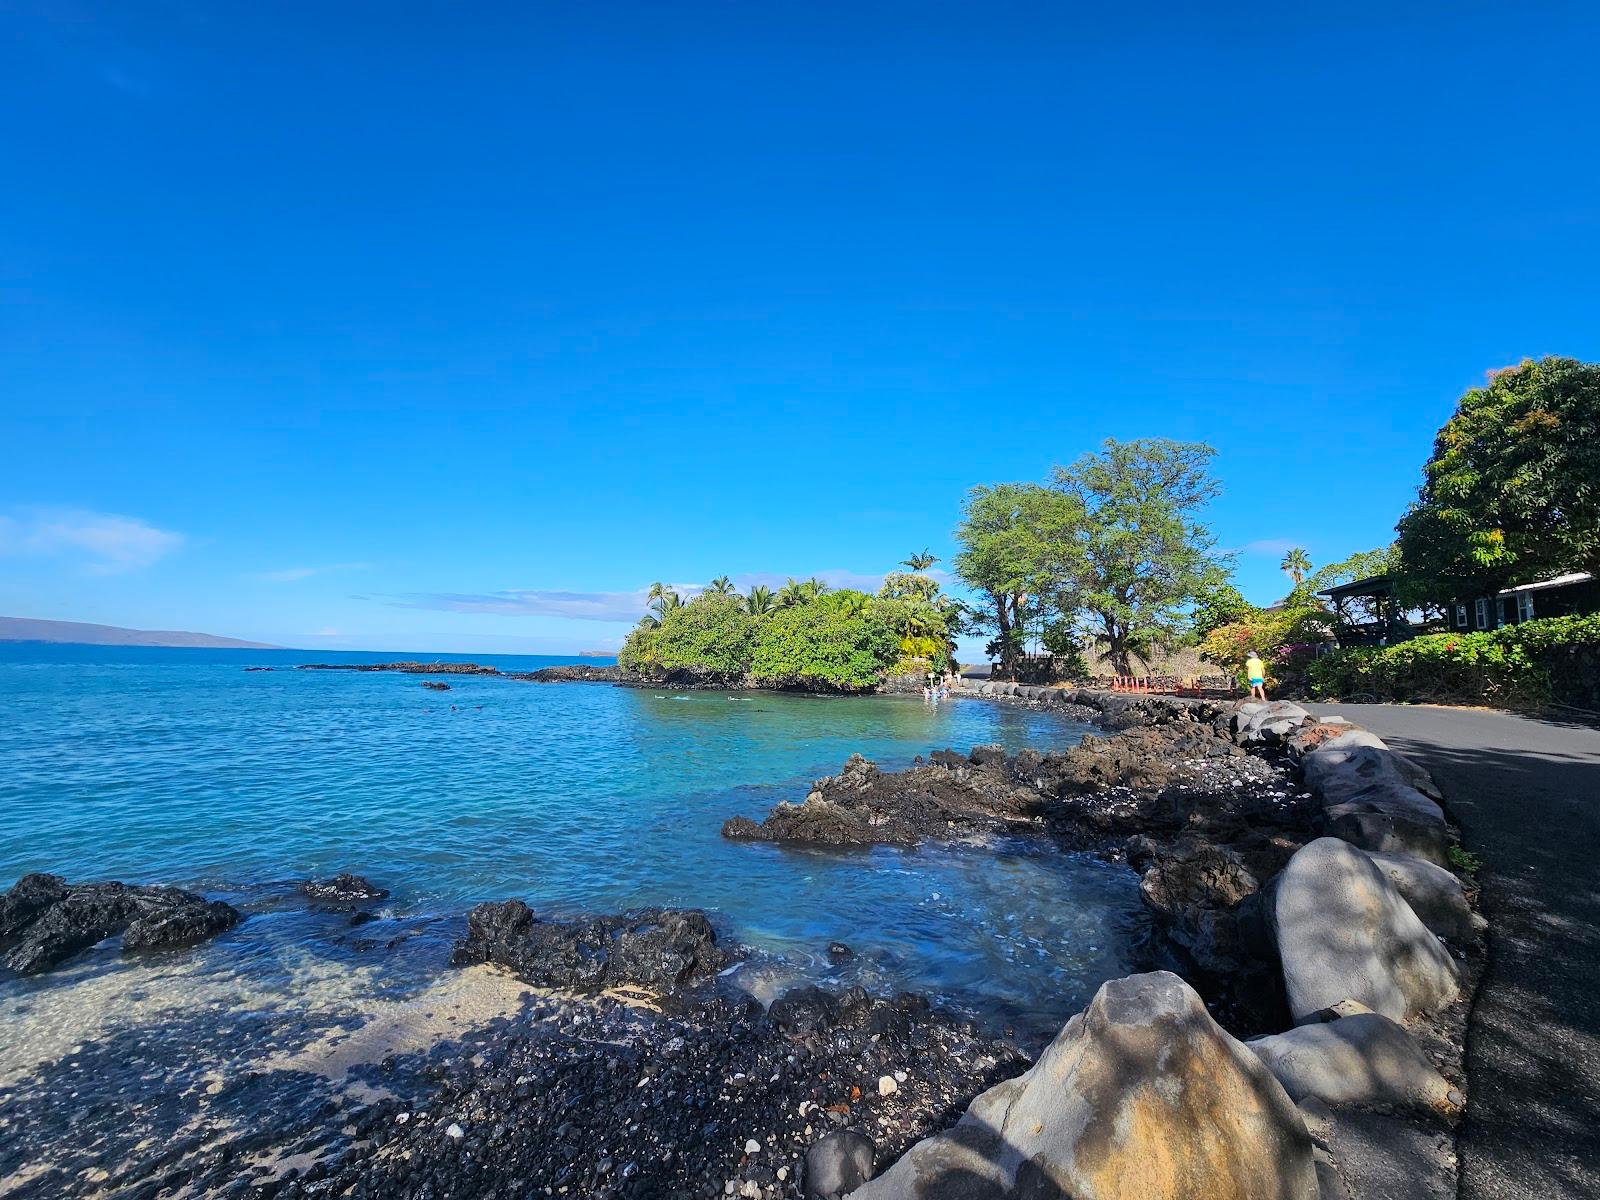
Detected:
left=3, top=2, right=1597, bottom=655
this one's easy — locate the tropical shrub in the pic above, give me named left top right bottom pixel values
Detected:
left=1307, top=613, right=1600, bottom=708
left=620, top=593, right=756, bottom=677
left=749, top=592, right=900, bottom=691
left=1199, top=605, right=1336, bottom=690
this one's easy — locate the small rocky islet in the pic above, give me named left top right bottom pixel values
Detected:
left=0, top=689, right=1483, bottom=1200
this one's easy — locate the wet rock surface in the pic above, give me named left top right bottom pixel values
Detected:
left=301, top=873, right=391, bottom=904
left=297, top=660, right=503, bottom=675
left=724, top=714, right=1311, bottom=872
left=450, top=900, right=732, bottom=993
left=0, top=873, right=240, bottom=975
left=516, top=663, right=626, bottom=683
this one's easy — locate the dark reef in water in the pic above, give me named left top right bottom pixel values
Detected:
left=298, top=661, right=502, bottom=675
left=451, top=902, right=730, bottom=994
left=0, top=873, right=240, bottom=976
left=301, top=873, right=391, bottom=904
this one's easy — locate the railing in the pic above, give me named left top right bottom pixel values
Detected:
left=1103, top=674, right=1237, bottom=697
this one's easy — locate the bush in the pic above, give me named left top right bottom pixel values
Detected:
left=1199, top=605, right=1335, bottom=691
left=647, top=594, right=757, bottom=677
left=1307, top=613, right=1600, bottom=708
left=750, top=594, right=900, bottom=691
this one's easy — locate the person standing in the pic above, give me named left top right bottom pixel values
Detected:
left=1244, top=650, right=1268, bottom=700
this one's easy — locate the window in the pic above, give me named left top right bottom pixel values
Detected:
left=1454, top=604, right=1468, bottom=628
left=1474, top=598, right=1489, bottom=629
left=1517, top=592, right=1535, bottom=623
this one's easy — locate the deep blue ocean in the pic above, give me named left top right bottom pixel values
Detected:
left=0, top=644, right=1147, bottom=1040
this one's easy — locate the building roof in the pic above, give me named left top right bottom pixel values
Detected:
left=1316, top=574, right=1394, bottom=600
left=1495, top=571, right=1594, bottom=596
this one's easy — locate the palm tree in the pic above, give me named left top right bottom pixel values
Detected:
left=831, top=590, right=868, bottom=618
left=744, top=585, right=776, bottom=617
left=648, top=587, right=681, bottom=621
left=901, top=549, right=939, bottom=573
left=775, top=578, right=806, bottom=607
left=1281, top=548, right=1312, bottom=586
left=799, top=576, right=830, bottom=602
left=707, top=575, right=735, bottom=595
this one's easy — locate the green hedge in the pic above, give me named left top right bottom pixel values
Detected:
left=749, top=600, right=900, bottom=692
left=1307, top=613, right=1600, bottom=708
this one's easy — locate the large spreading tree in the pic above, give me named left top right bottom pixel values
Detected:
left=951, top=483, right=1081, bottom=678
left=954, top=440, right=1227, bottom=677
left=1050, top=438, right=1228, bottom=675
left=1397, top=356, right=1600, bottom=605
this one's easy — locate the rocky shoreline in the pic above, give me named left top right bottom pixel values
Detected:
left=0, top=689, right=1484, bottom=1200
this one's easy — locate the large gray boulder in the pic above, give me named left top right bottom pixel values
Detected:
left=849, top=971, right=1317, bottom=1200
left=1274, top=838, right=1460, bottom=1023
left=1247, top=1012, right=1455, bottom=1111
left=1317, top=782, right=1450, bottom=866
left=1302, top=733, right=1441, bottom=805
left=1234, top=701, right=1314, bottom=746
left=1362, top=851, right=1484, bottom=946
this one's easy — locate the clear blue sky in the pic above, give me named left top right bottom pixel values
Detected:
left=3, top=2, right=1596, bottom=654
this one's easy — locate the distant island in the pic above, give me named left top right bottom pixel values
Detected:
left=0, top=616, right=279, bottom=650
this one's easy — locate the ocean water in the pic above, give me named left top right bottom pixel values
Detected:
left=0, top=645, right=1148, bottom=1044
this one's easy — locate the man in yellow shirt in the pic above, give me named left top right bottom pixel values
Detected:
left=1245, top=650, right=1267, bottom=700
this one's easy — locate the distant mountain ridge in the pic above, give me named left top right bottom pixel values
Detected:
left=0, top=616, right=279, bottom=649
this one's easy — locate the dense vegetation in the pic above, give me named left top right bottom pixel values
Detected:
left=1396, top=357, right=1599, bottom=608
left=1307, top=613, right=1600, bottom=709
left=952, top=439, right=1228, bottom=677
left=617, top=559, right=956, bottom=692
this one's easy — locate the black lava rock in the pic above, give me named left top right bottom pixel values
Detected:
left=0, top=874, right=240, bottom=975
left=300, top=875, right=390, bottom=903
left=805, top=1129, right=875, bottom=1200
left=450, top=900, right=728, bottom=993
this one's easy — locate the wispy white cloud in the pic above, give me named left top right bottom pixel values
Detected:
left=383, top=588, right=658, bottom=623
left=0, top=506, right=183, bottom=574
left=254, top=563, right=372, bottom=584
left=1232, top=538, right=1303, bottom=558
left=376, top=568, right=952, bottom=623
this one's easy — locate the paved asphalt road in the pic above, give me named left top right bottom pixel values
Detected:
left=1317, top=704, right=1600, bottom=1200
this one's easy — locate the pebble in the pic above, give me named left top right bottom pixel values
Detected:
left=744, top=1138, right=761, bottom=1154
left=878, top=1076, right=897, bottom=1096
left=445, top=1123, right=464, bottom=1140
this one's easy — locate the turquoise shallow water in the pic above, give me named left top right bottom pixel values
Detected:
left=0, top=645, right=1148, bottom=1036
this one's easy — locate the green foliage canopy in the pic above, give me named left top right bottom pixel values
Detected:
left=749, top=591, right=900, bottom=691
left=1051, top=438, right=1229, bottom=675
left=1397, top=357, right=1600, bottom=605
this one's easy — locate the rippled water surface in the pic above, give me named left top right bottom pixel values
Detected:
left=1, top=645, right=1148, bottom=1038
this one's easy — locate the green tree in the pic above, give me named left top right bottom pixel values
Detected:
left=1189, top=579, right=1254, bottom=638
left=901, top=549, right=939, bottom=572
left=952, top=483, right=1079, bottom=678
left=743, top=585, right=777, bottom=617
left=1397, top=357, right=1600, bottom=605
left=878, top=571, right=940, bottom=603
left=641, top=593, right=756, bottom=677
left=706, top=575, right=736, bottom=595
left=749, top=593, right=898, bottom=691
left=1051, top=438, right=1227, bottom=675
left=1280, top=548, right=1312, bottom=586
